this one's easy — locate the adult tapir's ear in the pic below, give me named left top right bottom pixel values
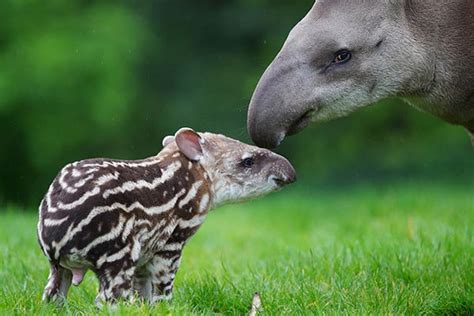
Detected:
left=174, top=128, right=203, bottom=161
left=162, top=135, right=175, bottom=147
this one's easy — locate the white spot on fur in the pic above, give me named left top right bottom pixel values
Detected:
left=57, top=187, right=101, bottom=210
left=131, top=239, right=141, bottom=262
left=162, top=242, right=183, bottom=252
left=58, top=166, right=77, bottom=194
left=178, top=180, right=203, bottom=208
left=95, top=172, right=120, bottom=186
left=241, top=152, right=252, bottom=160
left=73, top=174, right=95, bottom=188
left=43, top=217, right=69, bottom=227
left=198, top=193, right=209, bottom=212
left=121, top=215, right=136, bottom=242
left=104, top=245, right=131, bottom=264
left=37, top=202, right=50, bottom=256
left=72, top=169, right=82, bottom=177
left=179, top=214, right=206, bottom=229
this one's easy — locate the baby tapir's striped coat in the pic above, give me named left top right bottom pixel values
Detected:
left=37, top=128, right=296, bottom=305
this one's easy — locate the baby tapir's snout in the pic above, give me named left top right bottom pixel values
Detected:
left=267, top=155, right=296, bottom=186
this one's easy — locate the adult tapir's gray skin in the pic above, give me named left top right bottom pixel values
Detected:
left=247, top=0, right=474, bottom=148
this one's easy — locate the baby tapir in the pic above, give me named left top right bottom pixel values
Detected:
left=37, top=128, right=296, bottom=305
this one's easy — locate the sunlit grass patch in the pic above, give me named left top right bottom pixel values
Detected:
left=0, top=184, right=473, bottom=314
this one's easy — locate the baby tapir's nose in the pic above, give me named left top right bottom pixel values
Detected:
left=271, top=156, right=297, bottom=186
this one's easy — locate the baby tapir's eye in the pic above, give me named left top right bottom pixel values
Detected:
left=241, top=157, right=254, bottom=168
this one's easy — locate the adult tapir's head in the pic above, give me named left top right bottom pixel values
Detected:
left=248, top=0, right=433, bottom=148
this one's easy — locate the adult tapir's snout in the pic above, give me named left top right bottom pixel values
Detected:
left=247, top=51, right=316, bottom=149
left=247, top=6, right=323, bottom=149
left=247, top=59, right=288, bottom=149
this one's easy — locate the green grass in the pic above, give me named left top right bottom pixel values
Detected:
left=0, top=184, right=473, bottom=315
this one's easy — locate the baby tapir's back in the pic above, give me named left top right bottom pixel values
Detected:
left=38, top=152, right=211, bottom=269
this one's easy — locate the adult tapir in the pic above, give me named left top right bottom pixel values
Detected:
left=247, top=0, right=474, bottom=148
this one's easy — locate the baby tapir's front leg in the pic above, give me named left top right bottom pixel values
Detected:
left=148, top=223, right=202, bottom=302
left=95, top=254, right=137, bottom=305
left=132, top=235, right=186, bottom=303
left=132, top=244, right=184, bottom=303
left=149, top=246, right=184, bottom=302
left=94, top=237, right=142, bottom=305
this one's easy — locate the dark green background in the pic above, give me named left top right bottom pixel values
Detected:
left=1, top=0, right=472, bottom=207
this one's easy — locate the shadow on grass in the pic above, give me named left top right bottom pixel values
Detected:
left=435, top=304, right=474, bottom=316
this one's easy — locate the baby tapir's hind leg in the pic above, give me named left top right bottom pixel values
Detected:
left=42, top=264, right=72, bottom=303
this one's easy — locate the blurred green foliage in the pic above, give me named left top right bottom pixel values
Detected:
left=0, top=0, right=472, bottom=207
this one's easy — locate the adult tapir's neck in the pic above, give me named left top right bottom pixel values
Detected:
left=404, top=0, right=474, bottom=126
left=406, top=0, right=473, bottom=58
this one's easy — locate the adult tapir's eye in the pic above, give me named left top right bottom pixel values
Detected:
left=242, top=157, right=254, bottom=168
left=333, top=50, right=352, bottom=64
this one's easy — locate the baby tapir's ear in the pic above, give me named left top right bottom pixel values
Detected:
left=162, top=135, right=175, bottom=147
left=174, top=128, right=203, bottom=161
